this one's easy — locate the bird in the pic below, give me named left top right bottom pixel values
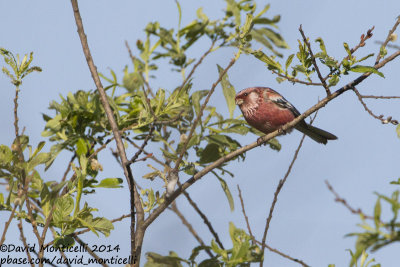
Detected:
left=235, top=87, right=337, bottom=145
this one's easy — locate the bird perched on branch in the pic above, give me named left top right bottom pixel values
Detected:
left=235, top=87, right=337, bottom=145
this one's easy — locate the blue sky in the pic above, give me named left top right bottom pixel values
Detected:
left=1, top=1, right=400, bottom=266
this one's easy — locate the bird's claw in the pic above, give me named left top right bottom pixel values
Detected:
left=257, top=137, right=266, bottom=146
left=278, top=127, right=287, bottom=135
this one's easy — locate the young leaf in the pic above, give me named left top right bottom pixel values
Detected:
left=349, top=65, right=384, bottom=78
left=213, top=172, right=234, bottom=212
left=217, top=65, right=236, bottom=118
left=94, top=178, right=123, bottom=188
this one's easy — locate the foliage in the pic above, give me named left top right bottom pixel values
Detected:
left=1, top=0, right=399, bottom=266
left=143, top=223, right=262, bottom=267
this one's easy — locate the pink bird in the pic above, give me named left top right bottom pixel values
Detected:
left=235, top=87, right=337, bottom=144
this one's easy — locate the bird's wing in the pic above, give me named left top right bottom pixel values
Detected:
left=270, top=96, right=301, bottom=117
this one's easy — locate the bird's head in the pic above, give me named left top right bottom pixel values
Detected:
left=235, top=87, right=261, bottom=107
left=235, top=87, right=263, bottom=116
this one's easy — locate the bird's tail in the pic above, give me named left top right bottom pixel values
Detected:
left=295, top=123, right=338, bottom=145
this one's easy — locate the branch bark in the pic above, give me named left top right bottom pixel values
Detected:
left=69, top=1, right=143, bottom=265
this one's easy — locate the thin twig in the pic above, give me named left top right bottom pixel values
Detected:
left=129, top=125, right=154, bottom=164
left=361, top=94, right=400, bottom=99
left=237, top=185, right=256, bottom=244
left=353, top=87, right=398, bottom=125
left=325, top=180, right=374, bottom=220
left=70, top=1, right=143, bottom=264
left=299, top=25, right=330, bottom=95
left=143, top=45, right=400, bottom=229
left=260, top=133, right=307, bottom=267
left=18, top=219, right=35, bottom=267
left=61, top=154, right=76, bottom=183
left=31, top=249, right=59, bottom=267
left=256, top=240, right=310, bottom=267
left=181, top=187, right=225, bottom=249
left=169, top=202, right=214, bottom=257
left=178, top=40, right=217, bottom=94
left=375, top=17, right=400, bottom=64
left=0, top=204, right=17, bottom=245
left=74, top=235, right=109, bottom=267
left=271, top=69, right=323, bottom=86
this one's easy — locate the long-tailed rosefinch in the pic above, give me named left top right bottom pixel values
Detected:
left=235, top=87, right=337, bottom=144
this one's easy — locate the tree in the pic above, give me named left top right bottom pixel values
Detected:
left=1, top=1, right=399, bottom=266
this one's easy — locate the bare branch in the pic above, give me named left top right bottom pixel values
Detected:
left=18, top=219, right=35, bottom=267
left=361, top=94, right=400, bottom=99
left=299, top=25, right=330, bottom=95
left=69, top=0, right=143, bottom=263
left=169, top=202, right=214, bottom=257
left=271, top=69, right=323, bottom=86
left=181, top=187, right=225, bottom=249
left=129, top=125, right=154, bottom=164
left=375, top=17, right=400, bottom=64
left=325, top=180, right=375, bottom=220
left=74, top=236, right=109, bottom=267
left=178, top=40, right=217, bottom=94
left=353, top=87, right=398, bottom=125
left=256, top=240, right=310, bottom=267
left=0, top=204, right=17, bottom=245
left=237, top=185, right=256, bottom=244
left=260, top=133, right=307, bottom=267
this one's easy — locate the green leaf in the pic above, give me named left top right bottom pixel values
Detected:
left=285, top=54, right=294, bottom=70
left=397, top=124, right=400, bottom=138
left=53, top=196, right=74, bottom=223
left=199, top=143, right=221, bottom=164
left=76, top=138, right=88, bottom=156
left=328, top=75, right=340, bottom=87
left=214, top=174, right=234, bottom=212
left=343, top=42, right=352, bottom=57
left=262, top=28, right=289, bottom=49
left=54, top=236, right=75, bottom=248
left=240, top=13, right=254, bottom=39
left=191, top=90, right=209, bottom=117
left=315, top=37, right=327, bottom=54
left=217, top=65, right=236, bottom=118
left=94, top=178, right=123, bottom=188
left=349, top=65, right=384, bottom=78
left=373, top=197, right=381, bottom=229
left=0, top=145, right=12, bottom=166
left=144, top=251, right=187, bottom=267
left=27, top=153, right=51, bottom=172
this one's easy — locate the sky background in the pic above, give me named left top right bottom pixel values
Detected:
left=1, top=1, right=400, bottom=266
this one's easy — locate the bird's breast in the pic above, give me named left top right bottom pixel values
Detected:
left=243, top=101, right=296, bottom=134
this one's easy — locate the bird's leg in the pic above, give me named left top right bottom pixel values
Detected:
left=257, top=137, right=266, bottom=146
left=278, top=127, right=288, bottom=135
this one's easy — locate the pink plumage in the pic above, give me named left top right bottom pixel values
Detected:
left=235, top=87, right=337, bottom=144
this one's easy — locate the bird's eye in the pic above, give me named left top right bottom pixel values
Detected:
left=244, top=93, right=248, bottom=97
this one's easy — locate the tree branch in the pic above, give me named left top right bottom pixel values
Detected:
left=74, top=236, right=109, bottom=267
left=169, top=202, right=214, bottom=257
left=181, top=187, right=225, bottom=249
left=299, top=25, right=330, bottom=95
left=256, top=240, right=310, bottom=267
left=260, top=133, right=307, bottom=267
left=70, top=1, right=143, bottom=264
left=375, top=16, right=400, bottom=65
left=353, top=87, right=398, bottom=125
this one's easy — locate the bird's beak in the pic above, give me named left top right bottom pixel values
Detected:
left=235, top=98, right=244, bottom=105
